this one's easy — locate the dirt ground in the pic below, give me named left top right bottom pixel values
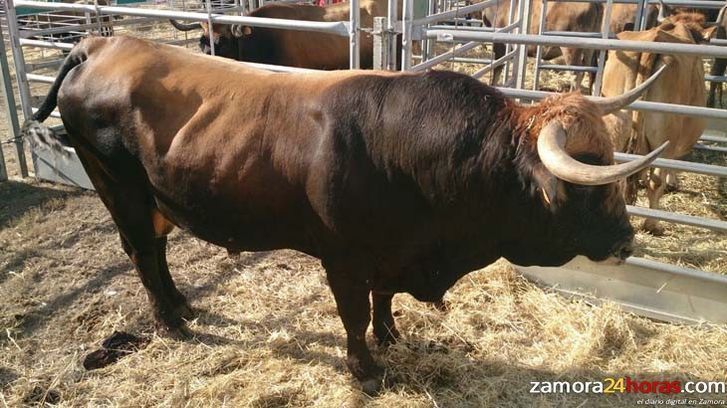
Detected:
left=1, top=34, right=726, bottom=407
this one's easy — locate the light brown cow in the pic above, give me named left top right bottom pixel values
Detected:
left=481, top=0, right=602, bottom=90
left=602, top=19, right=710, bottom=234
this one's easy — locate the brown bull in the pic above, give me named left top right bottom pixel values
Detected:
left=26, top=36, right=665, bottom=394
left=170, top=0, right=392, bottom=69
left=28, top=0, right=118, bottom=40
left=602, top=17, right=712, bottom=234
left=481, top=0, right=602, bottom=90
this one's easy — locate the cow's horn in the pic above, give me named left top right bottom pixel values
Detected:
left=702, top=5, right=726, bottom=27
left=717, top=5, right=726, bottom=25
left=592, top=64, right=668, bottom=115
left=536, top=121, right=669, bottom=185
left=169, top=19, right=202, bottom=31
left=657, top=0, right=669, bottom=23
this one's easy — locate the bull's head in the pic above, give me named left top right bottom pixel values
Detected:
left=169, top=20, right=248, bottom=60
left=519, top=66, right=668, bottom=265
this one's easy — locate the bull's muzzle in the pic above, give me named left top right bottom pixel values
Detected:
left=599, top=239, right=634, bottom=265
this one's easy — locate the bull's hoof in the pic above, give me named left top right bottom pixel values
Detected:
left=374, top=326, right=400, bottom=347
left=641, top=220, right=665, bottom=236
left=173, top=301, right=196, bottom=321
left=360, top=378, right=383, bottom=396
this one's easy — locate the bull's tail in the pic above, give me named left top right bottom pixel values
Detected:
left=22, top=43, right=87, bottom=156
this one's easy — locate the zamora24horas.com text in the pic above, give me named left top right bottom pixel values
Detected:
left=529, top=378, right=727, bottom=395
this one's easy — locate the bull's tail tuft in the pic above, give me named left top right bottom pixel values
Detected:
left=22, top=120, right=71, bottom=158
left=20, top=39, right=88, bottom=157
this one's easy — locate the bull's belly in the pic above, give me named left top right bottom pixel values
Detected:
left=150, top=180, right=322, bottom=256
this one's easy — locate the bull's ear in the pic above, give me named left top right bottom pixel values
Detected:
left=532, top=165, right=559, bottom=208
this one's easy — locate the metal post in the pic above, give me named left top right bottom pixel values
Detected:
left=401, top=0, right=413, bottom=70
left=634, top=0, right=646, bottom=30
left=502, top=0, right=517, bottom=84
left=386, top=0, right=398, bottom=70
left=422, top=0, right=435, bottom=63
left=373, top=16, right=388, bottom=70
left=205, top=0, right=215, bottom=55
left=0, top=25, right=28, bottom=178
left=349, top=0, right=360, bottom=69
left=514, top=0, right=529, bottom=90
left=4, top=0, right=33, bottom=121
left=532, top=0, right=547, bottom=91
left=592, top=0, right=613, bottom=96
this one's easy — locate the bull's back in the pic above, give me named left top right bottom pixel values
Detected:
left=57, top=37, right=334, bottom=251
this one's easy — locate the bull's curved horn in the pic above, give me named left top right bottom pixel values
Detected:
left=592, top=64, right=668, bottom=115
left=169, top=19, right=202, bottom=31
left=537, top=121, right=669, bottom=185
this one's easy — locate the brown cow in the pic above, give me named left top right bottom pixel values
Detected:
left=481, top=0, right=603, bottom=90
left=25, top=36, right=665, bottom=394
left=608, top=4, right=659, bottom=35
left=170, top=0, right=393, bottom=69
left=602, top=16, right=713, bottom=234
left=657, top=1, right=727, bottom=107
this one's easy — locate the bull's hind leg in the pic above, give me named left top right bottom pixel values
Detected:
left=372, top=292, right=400, bottom=346
left=74, top=146, right=192, bottom=329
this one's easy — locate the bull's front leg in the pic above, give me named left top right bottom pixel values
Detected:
left=326, top=271, right=385, bottom=395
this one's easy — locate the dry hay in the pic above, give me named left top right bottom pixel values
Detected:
left=1, top=183, right=727, bottom=407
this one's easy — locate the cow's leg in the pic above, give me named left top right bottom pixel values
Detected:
left=491, top=42, right=506, bottom=85
left=562, top=47, right=585, bottom=92
left=665, top=170, right=679, bottom=192
left=643, top=167, right=666, bottom=235
left=326, top=271, right=383, bottom=394
left=372, top=292, right=400, bottom=346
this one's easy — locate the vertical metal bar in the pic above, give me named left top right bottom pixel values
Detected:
left=514, top=0, right=529, bottom=90
left=373, top=16, right=387, bottom=70
left=386, top=0, right=398, bottom=70
left=0, top=25, right=28, bottom=178
left=4, top=0, right=33, bottom=122
left=4, top=0, right=33, bottom=179
left=592, top=0, right=612, bottom=96
left=503, top=0, right=516, bottom=84
left=205, top=0, right=215, bottom=56
left=422, top=0, right=434, bottom=63
left=532, top=0, right=547, bottom=91
left=349, top=0, right=360, bottom=69
left=401, top=0, right=413, bottom=70
left=634, top=0, right=646, bottom=30
left=0, top=141, right=6, bottom=181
